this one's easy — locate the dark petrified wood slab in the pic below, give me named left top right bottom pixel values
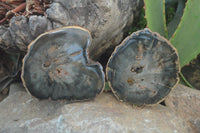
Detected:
left=106, top=28, right=180, bottom=105
left=21, top=26, right=105, bottom=101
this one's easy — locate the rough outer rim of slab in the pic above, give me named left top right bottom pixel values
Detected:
left=21, top=26, right=105, bottom=101
left=106, top=28, right=180, bottom=106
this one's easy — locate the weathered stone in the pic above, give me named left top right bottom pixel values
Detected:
left=190, top=118, right=200, bottom=133
left=0, top=0, right=143, bottom=59
left=0, top=87, right=8, bottom=102
left=0, top=49, right=16, bottom=94
left=8, top=15, right=52, bottom=52
left=165, top=84, right=200, bottom=133
left=0, top=127, right=28, bottom=133
left=0, top=93, right=6, bottom=102
left=0, top=83, right=192, bottom=133
left=9, top=82, right=26, bottom=95
left=181, top=54, right=200, bottom=90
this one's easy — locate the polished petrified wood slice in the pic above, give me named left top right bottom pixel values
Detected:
left=106, top=28, right=180, bottom=105
left=21, top=26, right=105, bottom=101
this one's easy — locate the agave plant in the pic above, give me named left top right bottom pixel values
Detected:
left=143, top=0, right=200, bottom=88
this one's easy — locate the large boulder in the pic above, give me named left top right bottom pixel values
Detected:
left=165, top=84, right=200, bottom=133
left=0, top=0, right=143, bottom=59
left=0, top=83, right=193, bottom=133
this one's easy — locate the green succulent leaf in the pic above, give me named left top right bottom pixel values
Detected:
left=170, top=0, right=200, bottom=67
left=167, top=0, right=185, bottom=38
left=144, top=0, right=168, bottom=38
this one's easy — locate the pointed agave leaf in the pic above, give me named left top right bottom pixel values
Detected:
left=167, top=0, right=185, bottom=38
left=144, top=0, right=168, bottom=38
left=170, top=0, right=200, bottom=67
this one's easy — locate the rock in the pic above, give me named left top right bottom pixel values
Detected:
left=0, top=88, right=8, bottom=102
left=0, top=83, right=192, bottom=133
left=0, top=127, right=28, bottom=133
left=0, top=0, right=143, bottom=59
left=0, top=93, right=7, bottom=102
left=165, top=84, right=200, bottom=133
left=4, top=15, right=53, bottom=52
left=9, top=82, right=26, bottom=95
left=0, top=49, right=16, bottom=96
left=181, top=54, right=200, bottom=90
left=190, top=118, right=200, bottom=133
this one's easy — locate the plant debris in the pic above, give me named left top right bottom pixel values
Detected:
left=0, top=0, right=52, bottom=24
